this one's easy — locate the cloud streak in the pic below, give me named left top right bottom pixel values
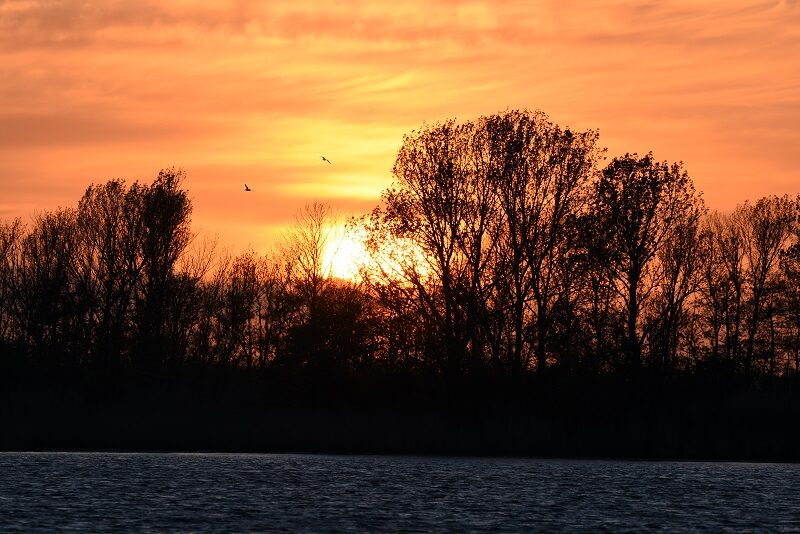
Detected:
left=1, top=0, right=798, bottom=251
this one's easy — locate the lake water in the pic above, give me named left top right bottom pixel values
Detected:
left=1, top=453, right=798, bottom=532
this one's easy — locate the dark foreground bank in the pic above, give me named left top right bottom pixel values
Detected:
left=3, top=367, right=800, bottom=461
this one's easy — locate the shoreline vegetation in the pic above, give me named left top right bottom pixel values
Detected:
left=3, top=110, right=800, bottom=459
left=4, top=374, right=800, bottom=460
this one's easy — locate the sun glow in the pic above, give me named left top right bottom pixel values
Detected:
left=323, top=227, right=370, bottom=281
left=321, top=221, right=437, bottom=284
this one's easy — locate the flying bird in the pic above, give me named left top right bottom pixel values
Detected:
left=321, top=156, right=332, bottom=165
left=244, top=184, right=251, bottom=191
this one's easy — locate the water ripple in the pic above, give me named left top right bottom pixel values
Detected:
left=1, top=453, right=799, bottom=532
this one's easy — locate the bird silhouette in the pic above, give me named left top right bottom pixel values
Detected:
left=321, top=156, right=332, bottom=164
left=244, top=184, right=251, bottom=191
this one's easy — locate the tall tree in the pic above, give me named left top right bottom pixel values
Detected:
left=364, top=119, right=498, bottom=376
left=214, top=252, right=261, bottom=367
left=589, top=153, right=703, bottom=370
left=482, top=110, right=599, bottom=374
left=135, top=168, right=193, bottom=371
left=0, top=219, right=23, bottom=350
left=779, top=198, right=800, bottom=375
left=365, top=111, right=600, bottom=376
left=12, top=210, right=78, bottom=366
left=647, top=211, right=705, bottom=371
left=737, top=196, right=796, bottom=375
left=75, top=179, right=144, bottom=373
left=700, top=211, right=747, bottom=369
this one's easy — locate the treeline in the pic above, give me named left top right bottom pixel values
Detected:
left=2, top=110, right=800, bottom=387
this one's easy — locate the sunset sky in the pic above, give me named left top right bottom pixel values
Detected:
left=1, top=0, right=799, bottom=254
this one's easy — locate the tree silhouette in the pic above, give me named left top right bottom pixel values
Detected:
left=779, top=205, right=800, bottom=376
left=364, top=119, right=499, bottom=376
left=587, top=153, right=704, bottom=370
left=75, top=180, right=144, bottom=376
left=647, top=210, right=705, bottom=371
left=701, top=211, right=747, bottom=370
left=13, top=210, right=78, bottom=367
left=0, top=219, right=23, bottom=352
left=738, top=196, right=796, bottom=375
left=134, top=168, right=192, bottom=372
left=482, top=111, right=599, bottom=375
left=1, top=114, right=800, bottom=445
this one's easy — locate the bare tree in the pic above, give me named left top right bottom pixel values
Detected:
left=135, top=168, right=193, bottom=371
left=0, top=219, right=23, bottom=349
left=214, top=252, right=261, bottom=367
left=252, top=255, right=295, bottom=368
left=363, top=111, right=601, bottom=377
left=282, top=202, right=340, bottom=306
left=647, top=211, right=705, bottom=371
left=577, top=250, right=625, bottom=371
left=588, top=153, right=703, bottom=370
left=738, top=196, right=797, bottom=375
left=482, top=110, right=600, bottom=375
left=364, top=119, right=498, bottom=376
left=11, top=210, right=78, bottom=365
left=270, top=203, right=379, bottom=372
left=74, top=179, right=145, bottom=373
left=779, top=198, right=800, bottom=375
left=700, top=211, right=748, bottom=369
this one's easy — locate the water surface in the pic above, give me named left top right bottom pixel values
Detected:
left=1, top=453, right=798, bottom=532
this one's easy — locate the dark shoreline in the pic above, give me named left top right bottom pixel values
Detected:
left=4, top=374, right=800, bottom=462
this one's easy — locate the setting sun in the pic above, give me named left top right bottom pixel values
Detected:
left=3, top=3, right=800, bottom=529
left=323, top=228, right=369, bottom=281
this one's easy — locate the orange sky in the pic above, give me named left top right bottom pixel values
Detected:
left=1, top=0, right=799, bottom=254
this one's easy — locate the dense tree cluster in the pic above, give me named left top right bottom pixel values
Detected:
left=2, top=111, right=800, bottom=387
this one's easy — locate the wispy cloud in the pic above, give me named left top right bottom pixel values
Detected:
left=1, top=0, right=798, bottom=250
